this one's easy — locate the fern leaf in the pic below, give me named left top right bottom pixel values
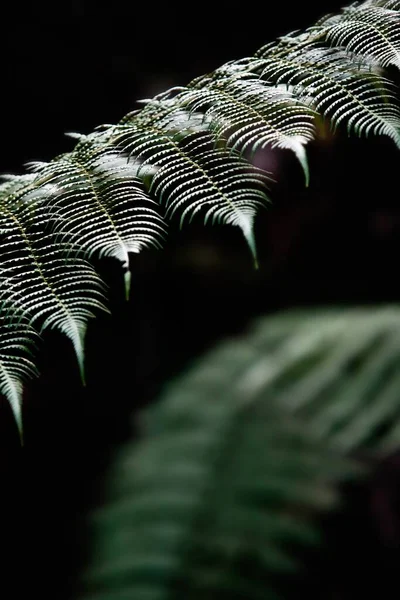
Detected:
left=262, top=308, right=400, bottom=452
left=254, top=45, right=400, bottom=146
left=365, top=0, right=400, bottom=11
left=80, top=305, right=400, bottom=599
left=1, top=0, right=400, bottom=424
left=0, top=173, right=37, bottom=201
left=82, top=373, right=348, bottom=599
left=165, top=78, right=316, bottom=186
left=25, top=142, right=166, bottom=298
left=0, top=188, right=107, bottom=381
left=80, top=310, right=385, bottom=600
left=317, top=3, right=400, bottom=70
left=112, top=123, right=270, bottom=264
left=0, top=307, right=38, bottom=439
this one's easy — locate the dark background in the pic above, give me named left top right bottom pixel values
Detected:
left=1, top=2, right=400, bottom=598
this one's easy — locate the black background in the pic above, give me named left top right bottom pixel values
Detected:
left=1, top=2, right=400, bottom=598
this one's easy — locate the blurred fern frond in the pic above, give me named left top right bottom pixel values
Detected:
left=81, top=305, right=400, bottom=600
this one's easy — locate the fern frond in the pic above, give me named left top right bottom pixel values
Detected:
left=24, top=143, right=166, bottom=298
left=164, top=78, right=316, bottom=185
left=83, top=374, right=349, bottom=599
left=1, top=0, right=400, bottom=430
left=111, top=123, right=270, bottom=263
left=80, top=305, right=400, bottom=600
left=0, top=306, right=38, bottom=439
left=316, top=2, right=400, bottom=70
left=254, top=46, right=400, bottom=145
left=0, top=173, right=37, bottom=201
left=365, top=0, right=400, bottom=11
left=242, top=306, right=400, bottom=452
left=0, top=189, right=107, bottom=382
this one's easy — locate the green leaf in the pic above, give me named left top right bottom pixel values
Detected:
left=1, top=0, right=400, bottom=420
left=112, top=123, right=270, bottom=264
left=0, top=187, right=107, bottom=383
left=0, top=305, right=38, bottom=440
left=25, top=141, right=166, bottom=297
left=255, top=45, right=400, bottom=146
left=80, top=305, right=400, bottom=600
left=170, top=78, right=315, bottom=186
left=317, top=3, right=400, bottom=70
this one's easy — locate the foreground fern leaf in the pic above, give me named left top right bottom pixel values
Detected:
left=26, top=142, right=166, bottom=298
left=0, top=187, right=107, bottom=381
left=112, top=123, right=270, bottom=261
left=317, top=2, right=400, bottom=69
left=81, top=305, right=400, bottom=600
left=169, top=79, right=316, bottom=185
left=369, top=1, right=400, bottom=10
left=254, top=46, right=400, bottom=145
left=0, top=0, right=399, bottom=431
left=0, top=307, right=38, bottom=438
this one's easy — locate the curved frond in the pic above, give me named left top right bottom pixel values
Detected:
left=0, top=173, right=37, bottom=201
left=0, top=306, right=38, bottom=438
left=167, top=78, right=316, bottom=185
left=80, top=305, right=400, bottom=600
left=112, top=123, right=270, bottom=263
left=25, top=142, right=166, bottom=298
left=0, top=189, right=107, bottom=381
left=317, top=3, right=400, bottom=70
left=82, top=364, right=349, bottom=599
left=253, top=45, right=400, bottom=145
left=364, top=1, right=400, bottom=11
left=239, top=306, right=400, bottom=452
left=1, top=0, right=400, bottom=429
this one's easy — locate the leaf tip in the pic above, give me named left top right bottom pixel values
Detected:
left=5, top=386, right=24, bottom=445
left=240, top=219, right=259, bottom=270
left=124, top=269, right=132, bottom=301
left=78, top=350, right=86, bottom=387
left=18, top=422, right=24, bottom=446
left=295, top=145, right=310, bottom=187
left=71, top=326, right=87, bottom=386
